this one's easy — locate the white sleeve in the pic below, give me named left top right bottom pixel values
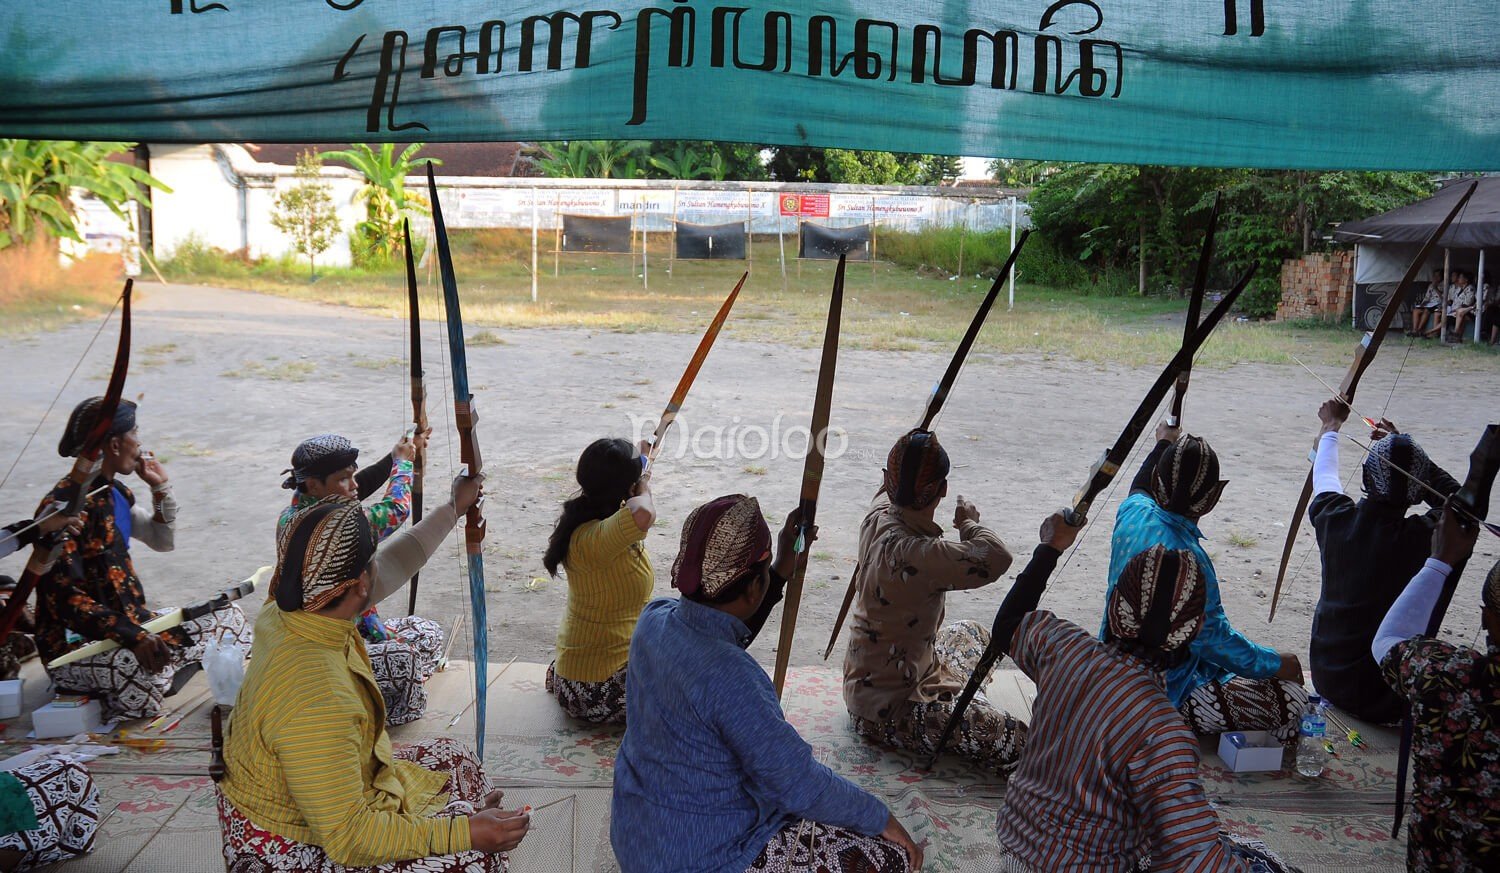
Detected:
left=129, top=486, right=177, bottom=552
left=1371, top=558, right=1451, bottom=664
left=366, top=503, right=459, bottom=606
left=1312, top=432, right=1342, bottom=496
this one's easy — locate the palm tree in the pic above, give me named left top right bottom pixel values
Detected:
left=320, top=143, right=441, bottom=264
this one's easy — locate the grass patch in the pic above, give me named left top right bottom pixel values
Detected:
left=87, top=231, right=1485, bottom=373
left=1226, top=531, right=1258, bottom=548
left=469, top=330, right=509, bottom=346
left=0, top=239, right=126, bottom=334
left=222, top=360, right=316, bottom=382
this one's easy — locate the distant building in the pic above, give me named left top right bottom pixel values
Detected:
left=133, top=142, right=536, bottom=267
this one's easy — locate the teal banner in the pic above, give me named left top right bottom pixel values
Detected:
left=1, top=1, right=1497, bottom=170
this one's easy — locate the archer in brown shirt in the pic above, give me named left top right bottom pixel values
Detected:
left=842, top=429, right=1026, bottom=774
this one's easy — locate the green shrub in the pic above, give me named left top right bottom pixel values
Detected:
left=161, top=234, right=252, bottom=280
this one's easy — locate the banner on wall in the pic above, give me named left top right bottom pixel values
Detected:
left=1, top=2, right=1497, bottom=170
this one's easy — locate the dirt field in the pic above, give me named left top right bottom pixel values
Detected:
left=1, top=283, right=1495, bottom=673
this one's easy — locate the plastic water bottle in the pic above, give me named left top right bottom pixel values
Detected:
left=1295, top=696, right=1328, bottom=777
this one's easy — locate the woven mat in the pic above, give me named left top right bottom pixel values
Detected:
left=0, top=660, right=1409, bottom=872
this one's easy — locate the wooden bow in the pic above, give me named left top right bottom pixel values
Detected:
left=427, top=164, right=489, bottom=756
left=772, top=255, right=845, bottom=699
left=403, top=219, right=429, bottom=617
left=823, top=231, right=1032, bottom=660
left=0, top=279, right=133, bottom=640
left=1166, top=192, right=1220, bottom=428
left=927, top=266, right=1253, bottom=767
left=1267, top=181, right=1478, bottom=621
left=646, top=271, right=747, bottom=466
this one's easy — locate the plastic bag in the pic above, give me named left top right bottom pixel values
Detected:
left=203, top=638, right=247, bottom=706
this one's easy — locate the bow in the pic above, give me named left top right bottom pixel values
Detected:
left=427, top=164, right=489, bottom=757
left=647, top=271, right=747, bottom=465
left=47, top=566, right=266, bottom=668
left=1167, top=192, right=1220, bottom=428
left=772, top=255, right=845, bottom=699
left=0, top=279, right=133, bottom=640
left=823, top=231, right=1032, bottom=659
left=1390, top=423, right=1499, bottom=837
left=1267, top=180, right=1478, bottom=621
left=928, top=266, right=1253, bottom=766
left=403, top=219, right=429, bottom=617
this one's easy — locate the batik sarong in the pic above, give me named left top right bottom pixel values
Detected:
left=368, top=616, right=444, bottom=726
left=218, top=737, right=507, bottom=873
left=747, top=819, right=910, bottom=873
left=1181, top=676, right=1308, bottom=743
left=47, top=603, right=249, bottom=721
left=544, top=661, right=627, bottom=725
left=0, top=757, right=100, bottom=870
left=850, top=621, right=1027, bottom=775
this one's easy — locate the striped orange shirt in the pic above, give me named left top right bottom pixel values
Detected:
left=996, top=611, right=1245, bottom=872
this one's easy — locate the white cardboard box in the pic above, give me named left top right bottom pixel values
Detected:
left=1217, top=731, right=1284, bottom=772
left=0, top=680, right=21, bottom=720
left=32, top=699, right=102, bottom=739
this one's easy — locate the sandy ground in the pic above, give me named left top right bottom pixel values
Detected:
left=1, top=282, right=1496, bottom=676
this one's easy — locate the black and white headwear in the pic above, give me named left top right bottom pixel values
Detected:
left=1362, top=434, right=1436, bottom=507
left=1483, top=557, right=1500, bottom=615
left=1151, top=435, right=1226, bottom=518
left=282, top=434, right=360, bottom=491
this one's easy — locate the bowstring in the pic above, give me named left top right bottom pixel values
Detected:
left=0, top=295, right=123, bottom=494
left=1047, top=428, right=1154, bottom=598
left=427, top=222, right=474, bottom=707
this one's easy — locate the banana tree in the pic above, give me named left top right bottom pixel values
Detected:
left=0, top=140, right=168, bottom=249
left=320, top=142, right=441, bottom=263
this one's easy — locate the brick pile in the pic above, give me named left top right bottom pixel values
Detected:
left=1276, top=251, right=1355, bottom=321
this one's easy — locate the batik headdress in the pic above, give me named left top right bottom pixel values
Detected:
left=671, top=494, right=772, bottom=599
left=272, top=496, right=376, bottom=612
left=282, top=434, right=360, bottom=490
left=1107, top=545, right=1207, bottom=657
left=1151, top=434, right=1225, bottom=517
left=1362, top=434, right=1437, bottom=507
left=883, top=429, right=950, bottom=510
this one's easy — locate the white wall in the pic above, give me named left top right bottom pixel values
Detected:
left=147, top=144, right=367, bottom=268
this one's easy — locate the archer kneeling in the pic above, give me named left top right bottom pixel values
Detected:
left=39, top=398, right=249, bottom=721
left=218, top=474, right=531, bottom=872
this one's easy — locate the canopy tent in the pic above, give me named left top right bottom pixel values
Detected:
left=1, top=2, right=1498, bottom=172
left=1337, top=177, right=1499, bottom=340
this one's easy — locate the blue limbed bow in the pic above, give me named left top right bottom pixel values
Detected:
left=427, top=164, right=489, bottom=757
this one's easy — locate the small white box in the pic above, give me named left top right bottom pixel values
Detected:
left=1217, top=731, right=1285, bottom=773
left=32, top=699, right=103, bottom=739
left=0, top=680, right=22, bottom=720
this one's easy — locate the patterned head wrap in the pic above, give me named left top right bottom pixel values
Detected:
left=272, top=496, right=376, bottom=612
left=1362, top=434, right=1435, bottom=507
left=1483, top=558, right=1500, bottom=614
left=1151, top=435, right=1225, bottom=517
left=671, top=494, right=772, bottom=599
left=883, top=429, right=951, bottom=510
left=282, top=434, right=360, bottom=490
left=58, top=397, right=137, bottom=457
left=1107, top=545, right=1207, bottom=656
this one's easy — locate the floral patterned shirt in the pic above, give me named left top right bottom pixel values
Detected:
left=277, top=458, right=413, bottom=643
left=34, top=477, right=181, bottom=663
left=1381, top=637, right=1500, bottom=871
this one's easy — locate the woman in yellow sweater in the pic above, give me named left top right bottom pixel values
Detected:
left=543, top=438, right=655, bottom=724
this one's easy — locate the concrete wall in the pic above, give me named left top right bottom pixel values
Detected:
left=146, top=144, right=368, bottom=268
left=141, top=145, right=1029, bottom=267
